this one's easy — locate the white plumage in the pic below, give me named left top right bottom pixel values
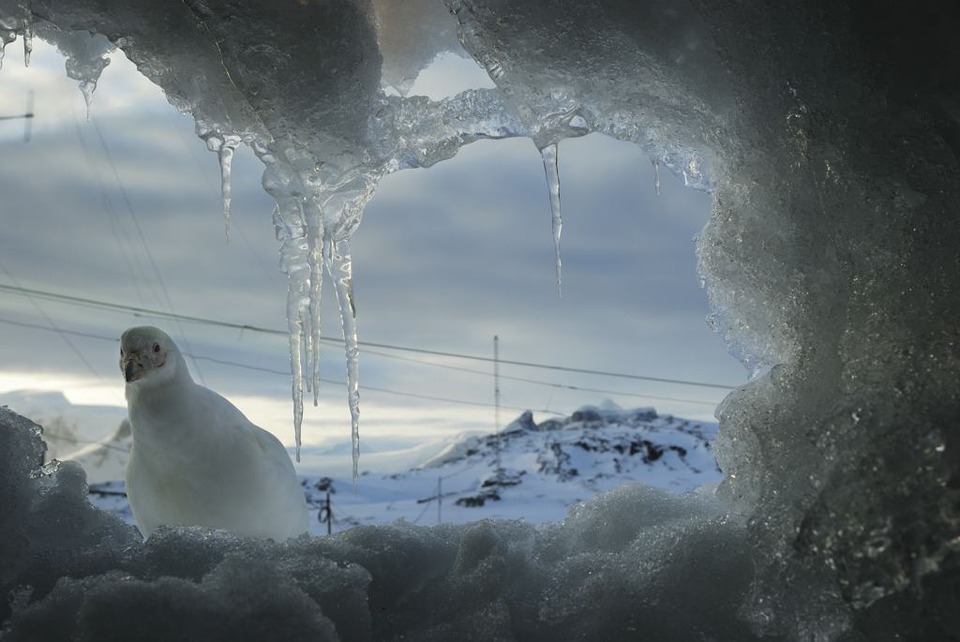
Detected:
left=120, top=326, right=309, bottom=540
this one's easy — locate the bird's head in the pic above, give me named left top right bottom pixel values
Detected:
left=119, top=326, right=182, bottom=387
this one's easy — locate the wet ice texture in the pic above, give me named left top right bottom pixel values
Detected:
left=54, top=30, right=113, bottom=119
left=0, top=0, right=958, bottom=639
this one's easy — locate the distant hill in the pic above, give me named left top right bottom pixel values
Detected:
left=88, top=402, right=722, bottom=534
left=0, top=390, right=128, bottom=476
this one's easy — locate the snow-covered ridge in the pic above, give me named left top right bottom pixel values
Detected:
left=87, top=404, right=721, bottom=533
left=418, top=407, right=714, bottom=475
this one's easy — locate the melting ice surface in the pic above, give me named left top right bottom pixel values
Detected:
left=58, top=31, right=112, bottom=120
left=0, top=0, right=958, bottom=639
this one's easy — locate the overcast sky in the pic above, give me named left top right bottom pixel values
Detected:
left=0, top=39, right=745, bottom=457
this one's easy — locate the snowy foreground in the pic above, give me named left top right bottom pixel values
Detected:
left=87, top=406, right=721, bottom=534
left=2, top=404, right=755, bottom=640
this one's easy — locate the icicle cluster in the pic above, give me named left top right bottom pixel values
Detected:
left=0, top=0, right=710, bottom=486
left=3, top=0, right=711, bottom=487
left=0, top=3, right=31, bottom=70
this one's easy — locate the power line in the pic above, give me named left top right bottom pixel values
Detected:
left=0, top=316, right=566, bottom=416
left=89, top=115, right=207, bottom=385
left=356, top=380, right=565, bottom=417
left=0, top=317, right=118, bottom=343
left=360, top=345, right=721, bottom=406
left=0, top=282, right=737, bottom=392
left=0, top=301, right=726, bottom=407
left=46, top=432, right=130, bottom=455
left=87, top=116, right=166, bottom=310
left=2, top=311, right=719, bottom=416
left=72, top=112, right=148, bottom=305
left=361, top=341, right=735, bottom=390
left=0, top=265, right=102, bottom=379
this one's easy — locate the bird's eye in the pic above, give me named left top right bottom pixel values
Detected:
left=153, top=343, right=161, bottom=353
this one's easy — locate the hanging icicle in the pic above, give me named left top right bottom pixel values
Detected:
left=216, top=135, right=241, bottom=241
left=651, top=157, right=661, bottom=196
left=286, top=274, right=307, bottom=462
left=324, top=236, right=361, bottom=484
left=304, top=198, right=324, bottom=407
left=21, top=3, right=31, bottom=68
left=204, top=132, right=242, bottom=242
left=271, top=190, right=311, bottom=463
left=0, top=31, right=17, bottom=71
left=539, top=142, right=563, bottom=297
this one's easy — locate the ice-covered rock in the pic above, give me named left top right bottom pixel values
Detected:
left=0, top=0, right=957, bottom=638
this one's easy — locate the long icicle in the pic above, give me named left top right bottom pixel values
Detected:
left=276, top=194, right=311, bottom=463
left=217, top=135, right=241, bottom=242
left=324, top=236, right=361, bottom=485
left=305, top=200, right=324, bottom=406
left=540, top=142, right=563, bottom=297
left=286, top=273, right=307, bottom=462
left=22, top=2, right=32, bottom=67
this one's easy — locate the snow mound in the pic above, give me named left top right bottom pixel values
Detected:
left=1, top=408, right=753, bottom=640
left=417, top=406, right=717, bottom=487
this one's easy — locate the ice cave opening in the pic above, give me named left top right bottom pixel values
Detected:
left=1, top=0, right=958, bottom=640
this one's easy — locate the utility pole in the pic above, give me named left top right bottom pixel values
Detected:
left=318, top=490, right=333, bottom=535
left=494, top=335, right=502, bottom=482
left=0, top=90, right=34, bottom=142
left=416, top=476, right=456, bottom=525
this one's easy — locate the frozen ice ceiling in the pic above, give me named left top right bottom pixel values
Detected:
left=1, top=0, right=958, bottom=638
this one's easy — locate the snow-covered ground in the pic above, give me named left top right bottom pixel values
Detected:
left=78, top=401, right=719, bottom=534
left=1, top=390, right=721, bottom=534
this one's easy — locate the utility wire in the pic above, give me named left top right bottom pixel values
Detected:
left=89, top=115, right=207, bottom=385
left=44, top=432, right=130, bottom=455
left=0, top=316, right=564, bottom=416
left=0, top=266, right=101, bottom=379
left=72, top=111, right=148, bottom=305
left=0, top=316, right=117, bottom=345
left=0, top=314, right=719, bottom=411
left=0, top=282, right=737, bottom=392
left=360, top=345, right=721, bottom=406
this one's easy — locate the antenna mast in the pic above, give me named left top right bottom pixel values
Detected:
left=0, top=90, right=35, bottom=142
left=494, top=335, right=502, bottom=478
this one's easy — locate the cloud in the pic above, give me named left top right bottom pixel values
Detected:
left=0, top=39, right=743, bottom=443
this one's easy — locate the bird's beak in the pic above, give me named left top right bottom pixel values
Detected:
left=123, top=358, right=143, bottom=383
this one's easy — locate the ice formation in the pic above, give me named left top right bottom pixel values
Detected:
left=539, top=142, right=563, bottom=296
left=55, top=30, right=112, bottom=120
left=1, top=0, right=958, bottom=639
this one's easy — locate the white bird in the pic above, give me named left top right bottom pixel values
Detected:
left=120, top=326, right=309, bottom=540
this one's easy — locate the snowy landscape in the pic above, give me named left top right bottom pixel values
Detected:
left=0, top=390, right=721, bottom=534
left=104, top=406, right=719, bottom=534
